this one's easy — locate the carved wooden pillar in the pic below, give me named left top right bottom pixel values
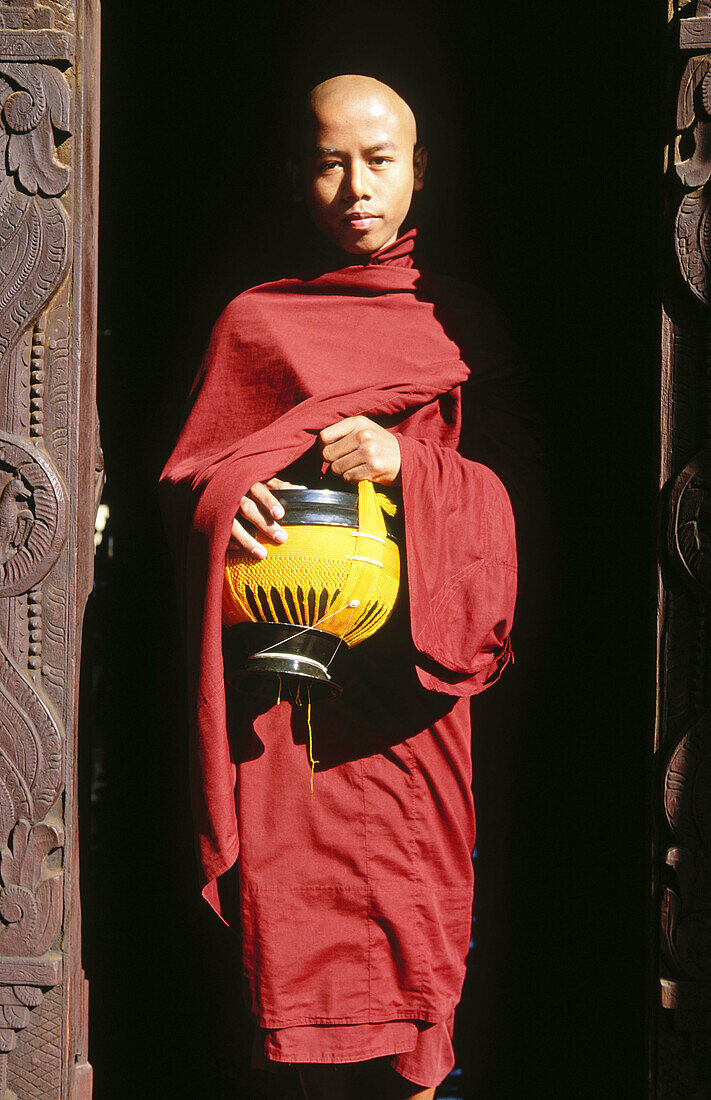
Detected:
left=0, top=1, right=98, bottom=1097
left=656, top=1, right=711, bottom=1093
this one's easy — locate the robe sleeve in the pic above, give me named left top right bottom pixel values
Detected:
left=393, top=280, right=546, bottom=697
left=398, top=434, right=517, bottom=696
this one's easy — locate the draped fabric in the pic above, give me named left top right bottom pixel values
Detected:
left=159, top=230, right=519, bottom=1080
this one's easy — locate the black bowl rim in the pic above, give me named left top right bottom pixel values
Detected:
left=270, top=488, right=399, bottom=541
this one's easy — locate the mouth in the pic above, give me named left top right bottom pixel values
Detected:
left=345, top=212, right=380, bottom=231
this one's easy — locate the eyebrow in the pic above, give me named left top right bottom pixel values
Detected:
left=311, top=142, right=399, bottom=158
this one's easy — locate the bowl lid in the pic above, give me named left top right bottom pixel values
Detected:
left=273, top=488, right=399, bottom=541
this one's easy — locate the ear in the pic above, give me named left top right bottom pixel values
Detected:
left=413, top=144, right=428, bottom=193
left=286, top=160, right=305, bottom=203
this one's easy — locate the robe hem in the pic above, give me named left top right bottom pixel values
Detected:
left=260, top=1042, right=415, bottom=1066
left=257, top=1016, right=455, bottom=1088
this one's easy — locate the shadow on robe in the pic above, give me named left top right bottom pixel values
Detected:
left=225, top=586, right=455, bottom=772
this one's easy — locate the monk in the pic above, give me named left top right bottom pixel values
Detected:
left=160, top=74, right=522, bottom=1099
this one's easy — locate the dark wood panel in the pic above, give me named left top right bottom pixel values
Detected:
left=0, top=1, right=99, bottom=1097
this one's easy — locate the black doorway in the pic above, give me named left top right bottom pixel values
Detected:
left=87, top=4, right=658, bottom=1097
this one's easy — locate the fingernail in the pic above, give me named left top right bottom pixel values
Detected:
left=271, top=504, right=284, bottom=519
left=252, top=545, right=267, bottom=560
left=274, top=529, right=287, bottom=544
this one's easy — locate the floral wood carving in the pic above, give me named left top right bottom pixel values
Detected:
left=0, top=1, right=73, bottom=33
left=0, top=624, right=64, bottom=1078
left=0, top=818, right=62, bottom=957
left=662, top=709, right=711, bottom=979
left=669, top=447, right=711, bottom=601
left=674, top=1, right=711, bottom=305
left=0, top=432, right=65, bottom=598
left=0, top=3, right=71, bottom=379
left=0, top=632, right=62, bottom=849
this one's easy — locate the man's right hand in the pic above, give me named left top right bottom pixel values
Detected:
left=230, top=477, right=305, bottom=559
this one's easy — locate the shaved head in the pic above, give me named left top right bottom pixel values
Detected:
left=308, top=75, right=418, bottom=150
left=296, top=73, right=427, bottom=255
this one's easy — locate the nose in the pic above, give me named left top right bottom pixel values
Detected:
left=342, top=159, right=371, bottom=203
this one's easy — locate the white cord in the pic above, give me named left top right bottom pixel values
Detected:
left=250, top=600, right=360, bottom=660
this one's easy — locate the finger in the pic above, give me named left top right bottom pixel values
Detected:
left=328, top=428, right=384, bottom=474
left=338, top=464, right=372, bottom=484
left=319, top=417, right=368, bottom=445
left=248, top=480, right=286, bottom=520
left=230, top=518, right=268, bottom=559
left=329, top=437, right=398, bottom=483
left=265, top=477, right=308, bottom=490
left=321, top=431, right=362, bottom=464
left=238, top=496, right=287, bottom=543
left=328, top=449, right=368, bottom=479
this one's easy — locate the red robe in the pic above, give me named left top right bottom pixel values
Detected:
left=159, top=230, right=518, bottom=1085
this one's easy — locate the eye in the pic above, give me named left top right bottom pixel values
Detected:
left=320, top=160, right=341, bottom=172
left=370, top=157, right=393, bottom=167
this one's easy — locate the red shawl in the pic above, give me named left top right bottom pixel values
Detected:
left=159, top=230, right=517, bottom=919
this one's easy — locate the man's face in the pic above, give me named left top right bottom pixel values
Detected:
left=303, top=79, right=426, bottom=256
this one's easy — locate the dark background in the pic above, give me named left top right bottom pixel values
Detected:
left=85, top=2, right=660, bottom=1097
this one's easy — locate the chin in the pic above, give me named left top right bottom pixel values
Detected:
left=336, top=231, right=392, bottom=256
left=340, top=240, right=378, bottom=255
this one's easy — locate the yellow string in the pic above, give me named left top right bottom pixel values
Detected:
left=375, top=491, right=397, bottom=517
left=276, top=675, right=281, bottom=707
left=306, top=685, right=319, bottom=794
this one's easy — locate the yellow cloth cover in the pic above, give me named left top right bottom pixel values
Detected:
left=223, top=480, right=400, bottom=648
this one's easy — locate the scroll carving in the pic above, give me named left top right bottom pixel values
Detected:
left=669, top=448, right=711, bottom=600
left=662, top=711, right=711, bottom=983
left=674, top=1, right=711, bottom=305
left=0, top=432, right=65, bottom=597
left=0, top=58, right=70, bottom=379
left=0, top=636, right=62, bottom=844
